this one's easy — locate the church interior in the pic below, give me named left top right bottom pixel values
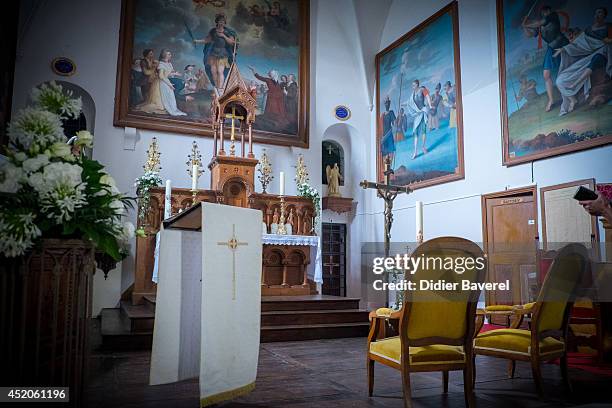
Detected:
left=1, top=0, right=612, bottom=407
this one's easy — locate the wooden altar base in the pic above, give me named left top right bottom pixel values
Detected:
left=100, top=295, right=369, bottom=350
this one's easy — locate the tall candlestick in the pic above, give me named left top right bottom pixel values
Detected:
left=279, top=171, right=285, bottom=196
left=164, top=180, right=172, bottom=219
left=416, top=201, right=423, bottom=243
left=248, top=124, right=253, bottom=157
left=192, top=164, right=198, bottom=191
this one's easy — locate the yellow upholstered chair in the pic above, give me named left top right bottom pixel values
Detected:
left=367, top=237, right=487, bottom=408
left=473, top=243, right=589, bottom=397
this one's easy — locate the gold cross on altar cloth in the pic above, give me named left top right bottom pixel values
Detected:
left=217, top=224, right=248, bottom=300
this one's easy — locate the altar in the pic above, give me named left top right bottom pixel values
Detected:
left=130, top=62, right=319, bottom=305
left=261, top=234, right=321, bottom=296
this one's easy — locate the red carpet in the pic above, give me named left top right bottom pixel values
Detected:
left=479, top=323, right=612, bottom=376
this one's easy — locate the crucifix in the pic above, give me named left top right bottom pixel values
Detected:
left=217, top=224, right=248, bottom=300
left=224, top=106, right=244, bottom=156
left=360, top=156, right=412, bottom=258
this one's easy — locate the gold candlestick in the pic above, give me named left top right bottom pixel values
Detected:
left=276, top=196, right=287, bottom=235
left=257, top=149, right=273, bottom=194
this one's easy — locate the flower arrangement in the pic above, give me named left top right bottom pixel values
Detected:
left=134, top=171, right=162, bottom=222
left=297, top=182, right=321, bottom=234
left=134, top=137, right=162, bottom=226
left=0, top=81, right=134, bottom=260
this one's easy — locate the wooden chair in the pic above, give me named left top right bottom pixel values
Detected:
left=367, top=237, right=487, bottom=408
left=473, top=243, right=589, bottom=398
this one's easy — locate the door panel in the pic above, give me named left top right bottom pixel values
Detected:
left=322, top=223, right=346, bottom=296
left=482, top=188, right=538, bottom=321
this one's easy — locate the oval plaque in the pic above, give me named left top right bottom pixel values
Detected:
left=51, top=57, right=76, bottom=76
left=334, top=105, right=351, bottom=121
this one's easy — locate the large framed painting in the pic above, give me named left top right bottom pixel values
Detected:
left=114, top=0, right=309, bottom=148
left=376, top=1, right=464, bottom=189
left=497, top=0, right=612, bottom=166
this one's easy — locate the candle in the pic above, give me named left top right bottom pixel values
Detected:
left=415, top=201, right=423, bottom=243
left=192, top=164, right=198, bottom=190
left=279, top=171, right=285, bottom=196
left=164, top=180, right=172, bottom=219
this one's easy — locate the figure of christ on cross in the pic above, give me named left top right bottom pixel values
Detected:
left=224, top=105, right=244, bottom=156
left=217, top=223, right=248, bottom=300
left=360, top=156, right=412, bottom=258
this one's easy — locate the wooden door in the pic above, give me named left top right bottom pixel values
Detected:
left=322, top=223, right=346, bottom=296
left=482, top=187, right=538, bottom=319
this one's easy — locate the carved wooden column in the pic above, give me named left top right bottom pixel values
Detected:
left=281, top=259, right=290, bottom=287
left=301, top=258, right=310, bottom=287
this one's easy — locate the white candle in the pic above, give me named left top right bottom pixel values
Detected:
left=415, top=201, right=423, bottom=242
left=164, top=180, right=172, bottom=219
left=192, top=164, right=198, bottom=190
left=279, top=171, right=285, bottom=196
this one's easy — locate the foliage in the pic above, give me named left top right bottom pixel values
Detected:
left=134, top=171, right=162, bottom=223
left=0, top=82, right=135, bottom=260
left=296, top=182, right=320, bottom=234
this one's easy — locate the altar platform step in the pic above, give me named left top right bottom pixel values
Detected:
left=100, top=295, right=369, bottom=350
left=99, top=308, right=152, bottom=351
left=260, top=295, right=369, bottom=342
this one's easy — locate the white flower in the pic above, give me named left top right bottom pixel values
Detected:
left=13, top=152, right=27, bottom=162
left=30, top=81, right=82, bottom=119
left=28, top=162, right=86, bottom=223
left=0, top=211, right=41, bottom=258
left=100, top=174, right=120, bottom=195
left=8, top=108, right=65, bottom=151
left=22, top=154, right=50, bottom=173
left=0, top=162, right=25, bottom=193
left=75, top=130, right=93, bottom=148
left=47, top=142, right=73, bottom=160
left=110, top=199, right=126, bottom=215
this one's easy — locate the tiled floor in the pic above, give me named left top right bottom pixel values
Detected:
left=85, top=337, right=612, bottom=408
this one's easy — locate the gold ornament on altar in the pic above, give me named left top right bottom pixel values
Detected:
left=186, top=141, right=203, bottom=178
left=143, top=137, right=161, bottom=173
left=257, top=149, right=274, bottom=194
left=294, top=154, right=309, bottom=185
left=276, top=196, right=288, bottom=235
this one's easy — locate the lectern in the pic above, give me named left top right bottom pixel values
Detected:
left=150, top=202, right=262, bottom=406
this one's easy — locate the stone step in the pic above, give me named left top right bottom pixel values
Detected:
left=100, top=308, right=152, bottom=351
left=261, top=322, right=370, bottom=343
left=120, top=301, right=154, bottom=333
left=261, top=309, right=369, bottom=326
left=261, top=295, right=361, bottom=312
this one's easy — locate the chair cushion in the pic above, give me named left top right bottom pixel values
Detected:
left=474, top=328, right=564, bottom=356
left=369, top=337, right=465, bottom=365
left=485, top=305, right=514, bottom=312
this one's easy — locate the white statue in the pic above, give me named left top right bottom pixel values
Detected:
left=325, top=163, right=343, bottom=197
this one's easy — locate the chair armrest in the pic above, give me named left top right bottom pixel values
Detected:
left=367, top=309, right=401, bottom=343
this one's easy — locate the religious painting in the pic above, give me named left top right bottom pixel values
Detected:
left=376, top=2, right=464, bottom=189
left=498, top=0, right=612, bottom=166
left=114, top=0, right=309, bottom=148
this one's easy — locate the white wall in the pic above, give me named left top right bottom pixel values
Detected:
left=360, top=0, right=611, bottom=247
left=12, top=0, right=381, bottom=314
